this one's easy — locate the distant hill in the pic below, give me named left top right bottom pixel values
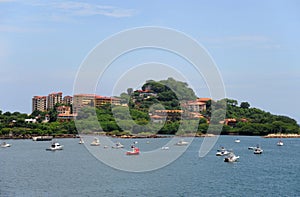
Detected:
left=1, top=78, right=299, bottom=138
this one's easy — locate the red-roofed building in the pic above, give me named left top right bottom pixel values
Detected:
left=63, top=96, right=73, bottom=105
left=32, top=96, right=47, bottom=112
left=57, top=106, right=71, bottom=114
left=73, top=94, right=96, bottom=113
left=47, top=92, right=62, bottom=110
left=186, top=100, right=207, bottom=112
left=73, top=94, right=121, bottom=113
left=224, top=118, right=237, bottom=126
left=197, top=98, right=211, bottom=103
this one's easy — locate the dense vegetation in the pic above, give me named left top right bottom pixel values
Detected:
left=221, top=99, right=300, bottom=135
left=1, top=78, right=299, bottom=138
left=0, top=108, right=76, bottom=138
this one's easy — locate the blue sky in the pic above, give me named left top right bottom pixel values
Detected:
left=1, top=0, right=300, bottom=123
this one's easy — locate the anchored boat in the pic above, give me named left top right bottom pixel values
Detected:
left=224, top=152, right=239, bottom=162
left=1, top=142, right=11, bottom=148
left=90, top=138, right=100, bottom=146
left=46, top=142, right=63, bottom=151
left=126, top=145, right=140, bottom=155
left=277, top=140, right=284, bottom=146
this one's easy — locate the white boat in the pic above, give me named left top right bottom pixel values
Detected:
left=277, top=140, right=284, bottom=146
left=216, top=147, right=230, bottom=156
left=90, top=138, right=100, bottom=146
left=78, top=138, right=84, bottom=144
left=32, top=136, right=53, bottom=141
left=248, top=146, right=255, bottom=150
left=161, top=146, right=170, bottom=150
left=1, top=142, right=11, bottom=148
left=46, top=142, right=63, bottom=151
left=254, top=147, right=263, bottom=154
left=224, top=152, right=239, bottom=162
left=112, top=142, right=124, bottom=149
left=175, top=139, right=189, bottom=146
left=234, top=139, right=240, bottom=143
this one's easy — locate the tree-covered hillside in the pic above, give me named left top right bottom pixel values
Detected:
left=220, top=99, right=300, bottom=135
left=1, top=78, right=299, bottom=138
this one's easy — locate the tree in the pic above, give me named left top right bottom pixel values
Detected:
left=226, top=99, right=238, bottom=106
left=127, top=88, right=133, bottom=95
left=240, top=102, right=250, bottom=109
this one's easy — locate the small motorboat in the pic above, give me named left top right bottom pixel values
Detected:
left=277, top=140, right=284, bottom=146
left=161, top=146, right=169, bottom=150
left=32, top=136, right=53, bottom=141
left=46, top=142, right=63, bottom=151
left=216, top=147, right=230, bottom=156
left=90, top=138, right=100, bottom=146
left=175, top=139, right=189, bottom=146
left=1, top=142, right=11, bottom=148
left=254, top=147, right=263, bottom=154
left=234, top=139, right=240, bottom=143
left=78, top=138, right=84, bottom=144
left=224, top=152, right=239, bottom=162
left=126, top=146, right=140, bottom=155
left=248, top=146, right=255, bottom=150
left=112, top=142, right=124, bottom=149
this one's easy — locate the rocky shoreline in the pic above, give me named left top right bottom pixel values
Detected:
left=263, top=133, right=300, bottom=138
left=0, top=133, right=217, bottom=140
left=2, top=133, right=299, bottom=140
left=0, top=134, right=79, bottom=140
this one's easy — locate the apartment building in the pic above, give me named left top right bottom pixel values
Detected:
left=73, top=94, right=96, bottom=113
left=32, top=96, right=47, bottom=112
left=63, top=96, right=73, bottom=105
left=47, top=92, right=62, bottom=110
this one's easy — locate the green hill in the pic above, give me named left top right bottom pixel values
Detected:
left=1, top=78, right=299, bottom=138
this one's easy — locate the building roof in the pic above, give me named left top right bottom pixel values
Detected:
left=49, top=92, right=62, bottom=95
left=33, top=96, right=47, bottom=99
left=150, top=115, right=164, bottom=119
left=74, top=94, right=97, bottom=97
left=197, top=98, right=211, bottom=102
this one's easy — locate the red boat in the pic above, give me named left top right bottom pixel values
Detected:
left=126, top=147, right=140, bottom=155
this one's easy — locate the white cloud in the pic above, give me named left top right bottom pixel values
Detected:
left=41, top=1, right=136, bottom=18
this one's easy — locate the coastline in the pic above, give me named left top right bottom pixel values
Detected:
left=1, top=133, right=300, bottom=140
left=263, top=133, right=300, bottom=138
left=0, top=134, right=79, bottom=140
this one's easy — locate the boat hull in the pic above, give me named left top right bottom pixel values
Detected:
left=126, top=152, right=139, bottom=155
left=1, top=144, right=11, bottom=148
left=46, top=147, right=63, bottom=151
left=32, top=136, right=53, bottom=141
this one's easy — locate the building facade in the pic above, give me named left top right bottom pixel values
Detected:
left=63, top=96, right=73, bottom=105
left=47, top=92, right=62, bottom=110
left=32, top=96, right=47, bottom=112
left=73, top=94, right=96, bottom=113
left=95, top=96, right=121, bottom=108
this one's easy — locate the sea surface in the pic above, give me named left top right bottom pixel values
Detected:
left=0, top=136, right=299, bottom=197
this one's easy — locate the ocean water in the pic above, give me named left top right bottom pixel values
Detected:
left=0, top=136, right=299, bottom=197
